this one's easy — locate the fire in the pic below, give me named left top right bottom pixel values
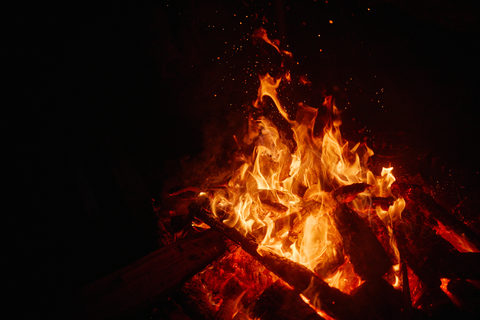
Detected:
left=208, top=27, right=405, bottom=294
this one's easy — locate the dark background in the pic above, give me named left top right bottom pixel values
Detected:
left=28, top=0, right=479, bottom=317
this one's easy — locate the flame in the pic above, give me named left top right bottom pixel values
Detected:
left=209, top=28, right=403, bottom=295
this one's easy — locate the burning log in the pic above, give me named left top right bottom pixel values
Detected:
left=190, top=201, right=362, bottom=320
left=395, top=207, right=480, bottom=282
left=258, top=189, right=289, bottom=214
left=70, top=229, right=230, bottom=320
left=394, top=218, right=441, bottom=289
left=446, top=279, right=480, bottom=316
left=333, top=204, right=393, bottom=280
left=252, top=280, right=325, bottom=320
left=332, top=183, right=370, bottom=204
left=172, top=276, right=218, bottom=320
left=371, top=196, right=395, bottom=210
left=352, top=277, right=403, bottom=320
left=393, top=181, right=480, bottom=250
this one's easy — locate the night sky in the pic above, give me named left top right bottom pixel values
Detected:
left=29, top=0, right=479, bottom=318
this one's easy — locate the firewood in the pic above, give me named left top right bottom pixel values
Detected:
left=371, top=196, right=395, bottom=210
left=415, top=287, right=461, bottom=319
left=70, top=229, right=230, bottom=320
left=400, top=259, right=412, bottom=313
left=257, top=189, right=289, bottom=214
left=332, top=183, right=370, bottom=203
left=393, top=182, right=480, bottom=250
left=215, top=291, right=245, bottom=320
left=173, top=276, right=218, bottom=320
left=447, top=280, right=480, bottom=316
left=252, top=280, right=325, bottom=320
left=396, top=208, right=480, bottom=281
left=393, top=220, right=441, bottom=289
left=333, top=204, right=393, bottom=280
left=352, top=277, right=403, bottom=320
left=189, top=201, right=362, bottom=320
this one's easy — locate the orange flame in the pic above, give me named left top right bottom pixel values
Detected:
left=210, top=28, right=404, bottom=295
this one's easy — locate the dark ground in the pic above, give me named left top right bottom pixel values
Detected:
left=26, top=0, right=479, bottom=318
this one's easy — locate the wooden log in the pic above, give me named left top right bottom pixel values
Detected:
left=70, top=229, right=230, bottom=320
left=393, top=182, right=480, bottom=250
left=172, top=276, right=218, bottom=320
left=332, top=183, right=370, bottom=204
left=447, top=280, right=480, bottom=316
left=257, top=189, right=289, bottom=214
left=415, top=287, right=461, bottom=319
left=190, top=202, right=362, bottom=320
left=393, top=220, right=441, bottom=289
left=352, top=277, right=403, bottom=320
left=401, top=259, right=413, bottom=317
left=252, top=280, right=325, bottom=320
left=333, top=204, right=393, bottom=280
left=396, top=208, right=480, bottom=281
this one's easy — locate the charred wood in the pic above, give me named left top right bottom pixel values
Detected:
left=332, top=183, right=370, bottom=203
left=401, top=260, right=414, bottom=319
left=393, top=182, right=480, bottom=250
left=70, top=229, right=229, bottom=320
left=415, top=287, right=463, bottom=320
left=252, top=280, right=325, bottom=320
left=371, top=196, right=395, bottom=210
left=396, top=207, right=480, bottom=281
left=394, top=221, right=441, bottom=289
left=447, top=280, right=480, bottom=316
left=172, top=276, right=217, bottom=320
left=366, top=210, right=397, bottom=262
left=334, top=204, right=392, bottom=280
left=215, top=292, right=245, bottom=320
left=257, top=189, right=289, bottom=214
left=352, top=277, right=403, bottom=320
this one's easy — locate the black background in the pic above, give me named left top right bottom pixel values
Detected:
left=27, top=0, right=479, bottom=317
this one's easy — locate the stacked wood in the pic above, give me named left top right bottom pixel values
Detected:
left=333, top=204, right=392, bottom=280
left=190, top=201, right=362, bottom=320
left=392, top=180, right=480, bottom=250
left=391, top=177, right=480, bottom=317
left=394, top=202, right=480, bottom=280
left=70, top=229, right=230, bottom=320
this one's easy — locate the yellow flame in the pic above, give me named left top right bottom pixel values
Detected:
left=210, top=29, right=404, bottom=292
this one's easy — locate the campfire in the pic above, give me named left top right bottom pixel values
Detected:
left=71, top=27, right=480, bottom=320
